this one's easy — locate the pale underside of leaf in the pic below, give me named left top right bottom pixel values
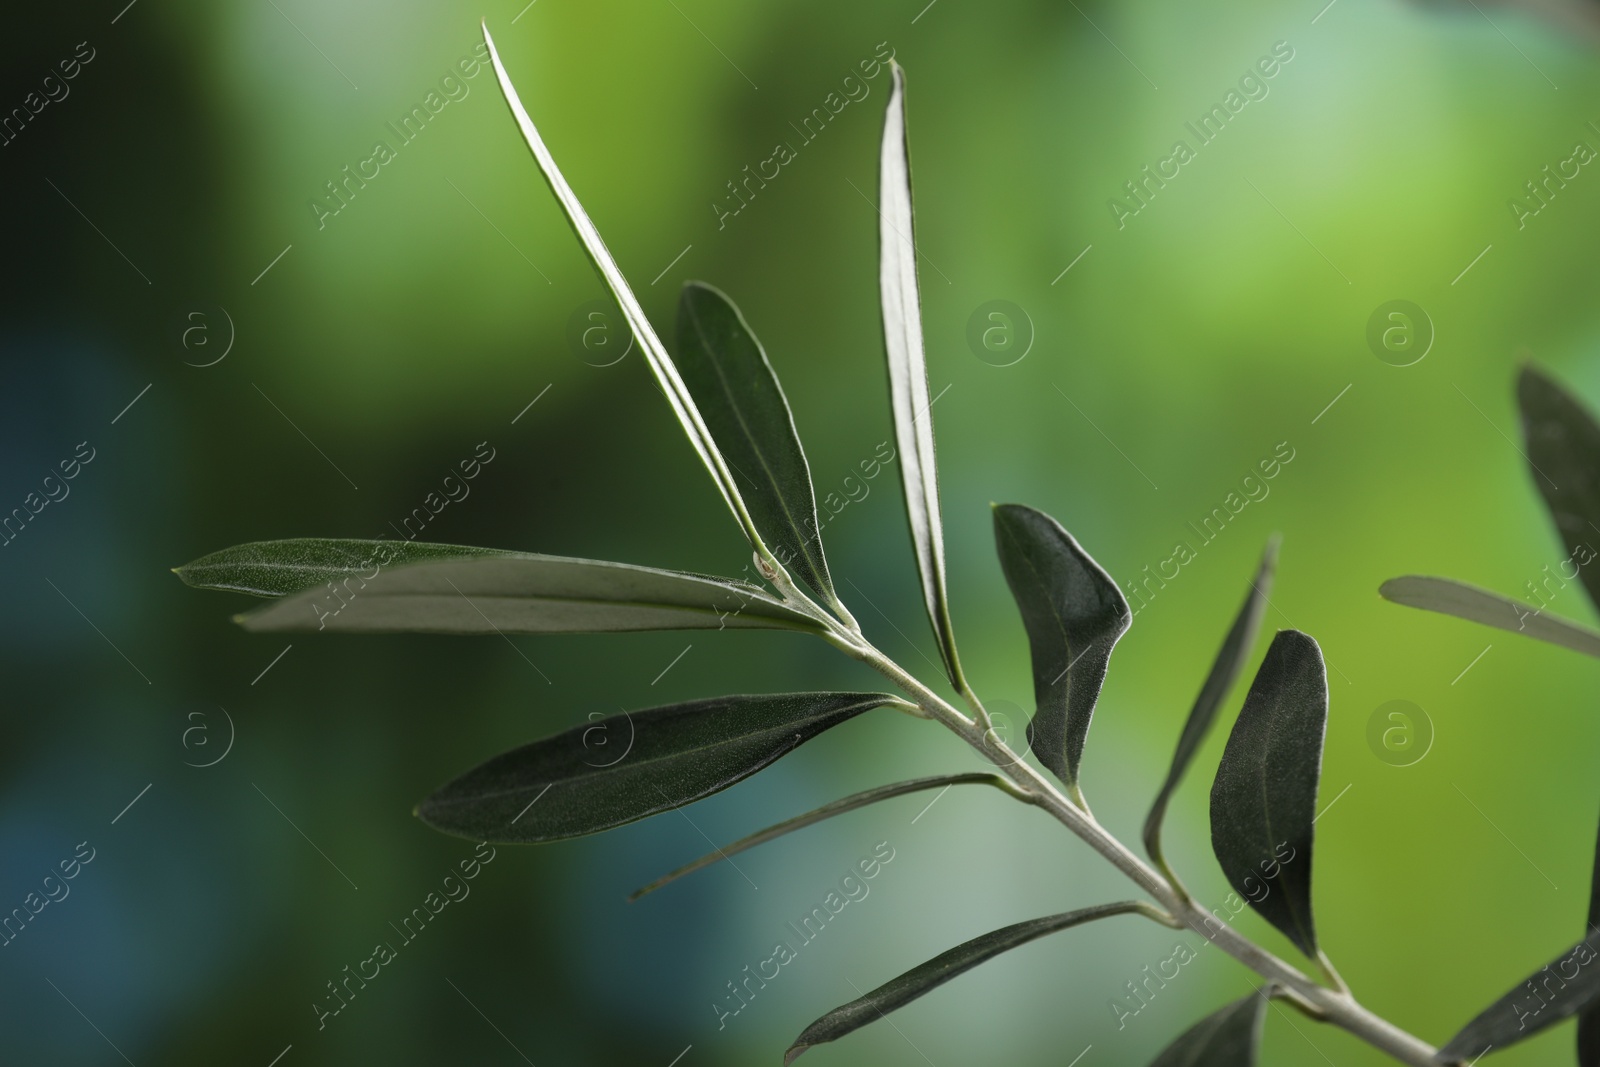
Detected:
left=180, top=539, right=822, bottom=635
left=174, top=537, right=507, bottom=598
left=629, top=772, right=1011, bottom=901
left=877, top=60, right=963, bottom=690
left=1144, top=538, right=1278, bottom=866
left=480, top=21, right=767, bottom=562
left=1379, top=575, right=1600, bottom=659
left=416, top=692, right=898, bottom=843
left=675, top=281, right=835, bottom=602
left=785, top=901, right=1158, bottom=1064
left=1209, top=629, right=1325, bottom=959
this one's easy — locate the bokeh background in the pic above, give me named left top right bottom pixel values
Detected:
left=4, top=0, right=1600, bottom=1063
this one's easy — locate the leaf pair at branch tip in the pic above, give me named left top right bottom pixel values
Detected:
left=416, top=691, right=900, bottom=844
left=992, top=503, right=1130, bottom=791
left=877, top=59, right=966, bottom=689
left=1145, top=538, right=1279, bottom=870
left=482, top=22, right=838, bottom=603
left=1209, top=628, right=1327, bottom=960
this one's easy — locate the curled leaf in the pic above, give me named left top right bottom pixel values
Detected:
left=993, top=503, right=1130, bottom=791
left=877, top=60, right=964, bottom=689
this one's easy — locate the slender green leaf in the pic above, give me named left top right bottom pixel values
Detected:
left=1436, top=932, right=1600, bottom=1063
left=1379, top=575, right=1600, bottom=659
left=1146, top=993, right=1272, bottom=1067
left=992, top=503, right=1131, bottom=791
left=785, top=902, right=1159, bottom=1064
left=178, top=539, right=824, bottom=635
left=877, top=60, right=964, bottom=690
left=1145, top=539, right=1278, bottom=868
left=480, top=22, right=771, bottom=566
left=1583, top=819, right=1600, bottom=1066
left=629, top=772, right=1013, bottom=901
left=174, top=537, right=507, bottom=598
left=417, top=692, right=899, bottom=843
left=1519, top=364, right=1600, bottom=613
left=1209, top=629, right=1326, bottom=959
left=674, top=281, right=834, bottom=603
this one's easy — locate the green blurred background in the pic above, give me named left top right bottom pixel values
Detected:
left=4, top=0, right=1600, bottom=1062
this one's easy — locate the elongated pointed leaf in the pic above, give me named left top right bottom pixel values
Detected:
left=177, top=539, right=823, bottom=635
left=1147, top=993, right=1271, bottom=1067
left=175, top=538, right=508, bottom=598
left=1380, top=575, right=1600, bottom=659
left=630, top=772, right=1010, bottom=901
left=674, top=282, right=834, bottom=602
left=417, top=692, right=898, bottom=843
left=993, top=503, right=1131, bottom=790
left=1520, top=365, right=1600, bottom=613
left=785, top=902, right=1156, bottom=1064
left=481, top=22, right=769, bottom=564
left=1209, top=629, right=1326, bottom=958
left=1582, top=821, right=1600, bottom=1065
left=1437, top=932, right=1600, bottom=1063
left=1145, top=539, right=1278, bottom=866
left=878, top=61, right=964, bottom=689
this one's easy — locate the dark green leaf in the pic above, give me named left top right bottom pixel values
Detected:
left=481, top=23, right=770, bottom=561
left=675, top=281, right=834, bottom=603
left=1379, top=576, right=1600, bottom=659
left=630, top=772, right=1015, bottom=901
left=416, top=692, right=898, bottom=843
left=1147, top=993, right=1271, bottom=1067
left=1209, top=630, right=1326, bottom=959
left=1437, top=932, right=1600, bottom=1063
left=1519, top=364, right=1600, bottom=614
left=877, top=61, right=965, bottom=690
left=1145, top=539, right=1278, bottom=868
left=785, top=901, right=1158, bottom=1064
left=1584, top=815, right=1600, bottom=1066
left=992, top=503, right=1130, bottom=792
left=177, top=539, right=824, bottom=635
